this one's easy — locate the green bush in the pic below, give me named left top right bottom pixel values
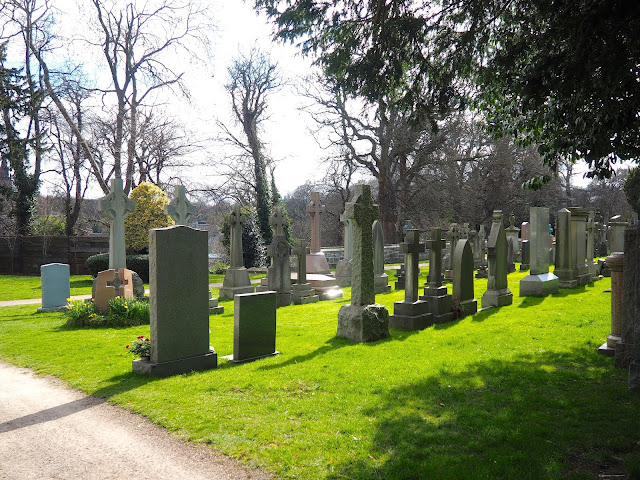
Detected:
left=85, top=253, right=149, bottom=283
left=31, top=215, right=66, bottom=236
left=210, top=260, right=227, bottom=274
left=124, top=182, right=174, bottom=253
left=64, top=299, right=102, bottom=327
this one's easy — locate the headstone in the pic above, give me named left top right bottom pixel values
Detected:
left=37, top=263, right=70, bottom=312
left=555, top=208, right=577, bottom=288
left=209, top=291, right=224, bottom=314
left=337, top=185, right=390, bottom=342
left=335, top=211, right=353, bottom=287
left=395, top=220, right=413, bottom=289
left=599, top=252, right=623, bottom=356
left=472, top=226, right=481, bottom=269
left=219, top=205, right=254, bottom=300
left=568, top=206, right=591, bottom=286
left=520, top=207, right=559, bottom=296
left=617, top=227, right=640, bottom=391
left=133, top=225, right=217, bottom=377
left=481, top=210, right=513, bottom=308
left=452, top=239, right=477, bottom=317
left=164, top=184, right=197, bottom=226
left=521, top=222, right=530, bottom=242
left=586, top=211, right=600, bottom=281
left=444, top=223, right=459, bottom=280
left=520, top=240, right=530, bottom=271
left=98, top=178, right=136, bottom=270
left=608, top=215, right=627, bottom=254
left=475, top=225, right=488, bottom=278
left=389, top=229, right=431, bottom=329
left=306, top=191, right=331, bottom=274
left=372, top=219, right=390, bottom=293
left=419, top=227, right=454, bottom=323
left=504, top=213, right=521, bottom=261
left=507, top=237, right=516, bottom=273
left=230, top=291, right=278, bottom=362
left=256, top=206, right=291, bottom=307
left=291, top=239, right=319, bottom=304
left=93, top=268, right=135, bottom=314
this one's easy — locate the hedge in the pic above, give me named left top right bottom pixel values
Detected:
left=86, top=253, right=150, bottom=283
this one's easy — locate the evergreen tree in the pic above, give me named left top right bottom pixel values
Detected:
left=270, top=166, right=291, bottom=243
left=221, top=206, right=267, bottom=268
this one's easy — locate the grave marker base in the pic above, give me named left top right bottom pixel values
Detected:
left=222, top=351, right=280, bottom=363
left=37, top=305, right=69, bottom=313
left=481, top=288, right=513, bottom=308
left=389, top=300, right=432, bottom=330
left=374, top=274, right=391, bottom=294
left=519, top=273, right=559, bottom=297
left=132, top=350, right=217, bottom=377
left=337, top=304, right=389, bottom=342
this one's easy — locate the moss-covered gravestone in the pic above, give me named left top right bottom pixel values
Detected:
left=133, top=225, right=217, bottom=377
left=337, top=185, right=389, bottom=342
left=481, top=210, right=513, bottom=308
left=452, top=239, right=477, bottom=317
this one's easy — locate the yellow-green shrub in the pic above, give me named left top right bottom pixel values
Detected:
left=124, top=182, right=174, bottom=252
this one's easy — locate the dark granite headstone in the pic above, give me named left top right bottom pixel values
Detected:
left=233, top=291, right=278, bottom=362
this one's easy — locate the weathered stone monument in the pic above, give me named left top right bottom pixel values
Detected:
left=505, top=213, right=521, bottom=261
left=37, top=263, right=71, bottom=313
left=419, top=227, right=454, bottom=323
left=164, top=184, right=197, bottom=225
left=452, top=239, right=477, bottom=317
left=133, top=226, right=217, bottom=376
left=444, top=223, right=460, bottom=280
left=599, top=252, right=623, bottom=356
left=472, top=225, right=482, bottom=269
left=555, top=208, right=577, bottom=288
left=507, top=237, right=516, bottom=273
left=568, top=206, right=591, bottom=286
left=586, top=211, right=600, bottom=281
left=520, top=240, right=530, bottom=271
left=475, top=225, right=488, bottom=278
left=209, top=291, right=224, bottom=314
left=93, top=268, right=135, bottom=314
left=335, top=211, right=353, bottom=287
left=257, top=206, right=291, bottom=307
left=337, top=185, right=390, bottom=342
left=608, top=215, right=628, bottom=254
left=481, top=211, right=513, bottom=308
left=306, top=191, right=331, bottom=274
left=520, top=207, right=559, bottom=296
left=291, top=239, right=319, bottom=304
left=230, top=291, right=278, bottom=362
left=389, top=229, right=431, bottom=330
left=395, top=220, right=413, bottom=290
left=372, top=220, right=391, bottom=294
left=98, top=178, right=136, bottom=270
left=219, top=205, right=255, bottom=300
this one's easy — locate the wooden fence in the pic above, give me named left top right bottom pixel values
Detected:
left=0, top=235, right=109, bottom=275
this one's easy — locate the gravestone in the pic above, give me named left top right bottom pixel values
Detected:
left=291, top=239, right=319, bottom=304
left=520, top=207, right=559, bottom=296
left=337, top=185, right=390, bottom=342
left=505, top=213, right=521, bottom=261
left=209, top=291, right=224, bottom=314
left=481, top=211, right=513, bottom=308
left=599, top=252, right=623, bottom=356
left=521, top=222, right=530, bottom=242
left=335, top=211, right=353, bottom=287
left=230, top=291, right=278, bottom=362
left=395, top=220, right=413, bottom=290
left=98, top=178, right=136, bottom=270
left=586, top=211, right=600, bottom=281
left=372, top=220, right=390, bottom=293
left=568, top=207, right=591, bottom=286
left=520, top=240, right=530, bottom=271
left=164, top=184, right=197, bottom=225
left=507, top=237, right=516, bottom=273
left=608, top=215, right=627, bottom=253
left=93, top=268, right=135, bottom=314
left=472, top=226, right=482, bottom=269
left=419, top=227, right=454, bottom=323
left=133, top=225, right=217, bottom=377
left=475, top=225, right=488, bottom=278
left=389, top=229, right=431, bottom=329
left=257, top=206, right=291, bottom=307
left=306, top=191, right=331, bottom=274
left=452, top=239, right=477, bottom=317
left=444, top=223, right=459, bottom=280
left=219, top=205, right=254, bottom=300
left=37, top=263, right=71, bottom=313
left=555, top=208, right=577, bottom=288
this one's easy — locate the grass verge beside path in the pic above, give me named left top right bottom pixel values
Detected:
left=0, top=274, right=94, bottom=301
left=0, top=269, right=639, bottom=479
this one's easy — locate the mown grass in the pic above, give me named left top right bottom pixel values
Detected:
left=0, top=274, right=94, bottom=301
left=0, top=268, right=638, bottom=480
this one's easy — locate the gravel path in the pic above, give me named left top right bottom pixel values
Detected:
left=0, top=361, right=270, bottom=480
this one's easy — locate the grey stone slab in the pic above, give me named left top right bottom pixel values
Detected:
left=233, top=291, right=277, bottom=362
left=389, top=300, right=432, bottom=330
left=519, top=272, right=559, bottom=296
left=337, top=304, right=390, bottom=342
left=38, top=263, right=70, bottom=311
left=608, top=216, right=627, bottom=253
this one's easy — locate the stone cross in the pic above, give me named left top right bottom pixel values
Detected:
left=400, top=229, right=425, bottom=303
left=270, top=206, right=288, bottom=237
left=448, top=223, right=460, bottom=267
left=344, top=184, right=379, bottom=306
left=228, top=205, right=246, bottom=268
left=164, top=184, right=197, bottom=226
left=306, top=191, right=325, bottom=254
left=425, top=228, right=445, bottom=289
left=340, top=211, right=354, bottom=262
left=98, top=178, right=136, bottom=270
left=292, top=239, right=310, bottom=284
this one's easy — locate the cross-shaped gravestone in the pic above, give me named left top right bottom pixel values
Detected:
left=400, top=229, right=425, bottom=303
left=270, top=206, right=288, bottom=237
left=344, top=184, right=379, bottom=306
left=340, top=211, right=354, bottom=262
left=306, top=191, right=325, bottom=254
left=164, top=184, right=197, bottom=226
left=425, top=227, right=445, bottom=290
left=292, top=239, right=310, bottom=284
left=98, top=178, right=136, bottom=270
left=228, top=205, right=246, bottom=268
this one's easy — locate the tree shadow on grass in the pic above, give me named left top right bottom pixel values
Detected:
left=326, top=347, right=640, bottom=480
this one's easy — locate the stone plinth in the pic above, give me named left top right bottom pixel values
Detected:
left=291, top=240, right=320, bottom=304
left=220, top=205, right=255, bottom=300
left=209, top=291, right=224, bottom=315
left=599, top=252, right=623, bottom=356
left=520, top=273, right=559, bottom=297
left=308, top=274, right=343, bottom=300
left=230, top=291, right=278, bottom=362
left=389, top=300, right=431, bottom=330
left=37, top=263, right=70, bottom=313
left=219, top=268, right=254, bottom=300
left=338, top=304, right=390, bottom=342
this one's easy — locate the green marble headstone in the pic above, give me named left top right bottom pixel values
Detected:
left=233, top=291, right=278, bottom=362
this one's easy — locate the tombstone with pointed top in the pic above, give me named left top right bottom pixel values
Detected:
left=219, top=205, right=254, bottom=300
left=452, top=239, right=477, bottom=317
left=395, top=220, right=413, bottom=290
left=520, top=207, right=559, bottom=296
left=164, top=184, right=197, bottom=226
left=291, top=239, right=319, bottom=304
left=568, top=206, right=591, bottom=286
left=306, top=191, right=331, bottom=274
left=481, top=211, right=513, bottom=308
left=555, top=208, right=577, bottom=288
left=335, top=211, right=353, bottom=287
left=475, top=225, right=488, bottom=278
left=419, top=227, right=454, bottom=323
left=390, top=229, right=431, bottom=329
left=372, top=220, right=391, bottom=293
left=337, top=185, right=389, bottom=342
left=37, top=263, right=71, bottom=313
left=257, top=206, right=292, bottom=308
left=98, top=178, right=136, bottom=270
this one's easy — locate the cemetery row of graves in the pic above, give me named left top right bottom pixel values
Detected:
left=2, top=180, right=640, bottom=478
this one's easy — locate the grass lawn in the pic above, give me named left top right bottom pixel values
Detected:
left=0, top=274, right=95, bottom=301
left=0, top=268, right=639, bottom=479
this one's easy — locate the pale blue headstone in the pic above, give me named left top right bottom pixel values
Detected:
left=38, top=263, right=70, bottom=312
